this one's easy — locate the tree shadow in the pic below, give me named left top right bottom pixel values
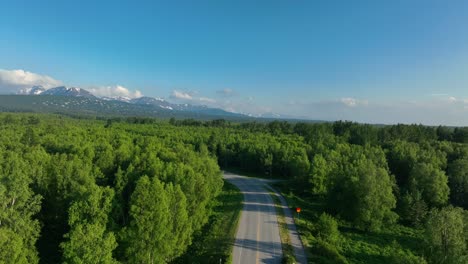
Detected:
left=233, top=238, right=282, bottom=263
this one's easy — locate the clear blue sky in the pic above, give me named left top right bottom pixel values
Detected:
left=1, top=0, right=468, bottom=125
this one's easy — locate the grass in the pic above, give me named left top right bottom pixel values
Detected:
left=273, top=181, right=426, bottom=264
left=172, top=180, right=243, bottom=264
left=264, top=186, right=297, bottom=264
left=222, top=166, right=284, bottom=179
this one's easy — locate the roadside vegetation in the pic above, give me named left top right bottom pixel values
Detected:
left=275, top=182, right=425, bottom=263
left=172, top=181, right=242, bottom=264
left=265, top=187, right=297, bottom=264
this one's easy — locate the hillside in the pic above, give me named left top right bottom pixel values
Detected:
left=0, top=95, right=248, bottom=120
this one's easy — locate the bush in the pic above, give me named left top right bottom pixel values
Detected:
left=315, top=213, right=340, bottom=246
left=311, top=240, right=348, bottom=264
left=388, top=252, right=427, bottom=264
left=282, top=254, right=296, bottom=264
left=385, top=241, right=427, bottom=264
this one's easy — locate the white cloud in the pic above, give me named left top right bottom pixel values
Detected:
left=340, top=97, right=368, bottom=107
left=448, top=96, right=457, bottom=102
left=170, top=90, right=193, bottom=100
left=170, top=90, right=217, bottom=104
left=89, top=85, right=142, bottom=99
left=0, top=69, right=62, bottom=93
left=208, top=96, right=271, bottom=116
left=216, top=88, right=235, bottom=96
left=168, top=89, right=269, bottom=115
left=199, top=97, right=216, bottom=103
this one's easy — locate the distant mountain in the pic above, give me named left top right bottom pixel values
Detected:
left=129, top=96, right=175, bottom=110
left=101, top=96, right=132, bottom=103
left=5, top=86, right=249, bottom=120
left=260, top=112, right=282, bottom=118
left=125, top=96, right=240, bottom=116
left=130, top=96, right=166, bottom=105
left=41, top=86, right=95, bottom=98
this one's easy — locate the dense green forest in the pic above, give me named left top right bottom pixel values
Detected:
left=1, top=113, right=468, bottom=263
left=0, top=114, right=223, bottom=263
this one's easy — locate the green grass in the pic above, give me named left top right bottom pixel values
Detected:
left=171, top=180, right=243, bottom=264
left=222, top=167, right=284, bottom=179
left=264, top=186, right=297, bottom=264
left=273, top=181, right=426, bottom=264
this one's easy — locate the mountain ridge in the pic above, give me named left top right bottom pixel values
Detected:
left=39, top=86, right=96, bottom=98
left=9, top=86, right=247, bottom=119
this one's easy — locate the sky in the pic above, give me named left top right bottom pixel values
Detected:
left=1, top=0, right=468, bottom=125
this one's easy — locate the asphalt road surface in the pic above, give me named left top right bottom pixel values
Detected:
left=224, top=172, right=283, bottom=264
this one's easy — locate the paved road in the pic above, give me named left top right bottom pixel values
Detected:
left=224, top=172, right=282, bottom=264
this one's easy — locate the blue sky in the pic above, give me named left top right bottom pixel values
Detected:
left=1, top=0, right=468, bottom=125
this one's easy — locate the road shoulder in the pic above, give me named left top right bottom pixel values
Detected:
left=267, top=185, right=308, bottom=264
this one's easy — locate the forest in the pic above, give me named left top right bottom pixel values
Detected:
left=1, top=113, right=468, bottom=263
left=0, top=114, right=223, bottom=264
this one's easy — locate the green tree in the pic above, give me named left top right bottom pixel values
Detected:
left=447, top=158, right=468, bottom=208
left=20, top=127, right=38, bottom=146
left=0, top=151, right=41, bottom=264
left=399, top=190, right=428, bottom=226
left=61, top=186, right=117, bottom=264
left=328, top=157, right=397, bottom=231
left=0, top=227, right=31, bottom=264
left=62, top=223, right=117, bottom=264
left=164, top=183, right=191, bottom=261
left=453, top=127, right=468, bottom=143
left=124, top=176, right=170, bottom=264
left=309, top=154, right=330, bottom=195
left=409, top=163, right=449, bottom=207
left=36, top=154, right=97, bottom=263
left=425, top=206, right=468, bottom=263
left=315, top=213, right=340, bottom=246
left=436, top=126, right=453, bottom=141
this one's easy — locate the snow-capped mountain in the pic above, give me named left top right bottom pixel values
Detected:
left=129, top=96, right=174, bottom=109
left=101, top=96, right=132, bottom=103
left=11, top=85, right=246, bottom=119
left=41, top=86, right=95, bottom=98
left=129, top=96, right=166, bottom=104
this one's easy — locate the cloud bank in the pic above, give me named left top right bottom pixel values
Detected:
left=170, top=90, right=218, bottom=104
left=170, top=90, right=193, bottom=100
left=0, top=69, right=63, bottom=93
left=276, top=96, right=468, bottom=126
left=216, top=88, right=235, bottom=97
left=340, top=97, right=368, bottom=107
left=89, top=85, right=143, bottom=99
left=169, top=89, right=270, bottom=116
left=0, top=69, right=143, bottom=98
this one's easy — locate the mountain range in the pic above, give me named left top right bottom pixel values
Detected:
left=0, top=85, right=250, bottom=120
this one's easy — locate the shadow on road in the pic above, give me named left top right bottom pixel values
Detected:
left=233, top=238, right=282, bottom=262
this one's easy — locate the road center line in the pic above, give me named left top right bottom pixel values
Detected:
left=256, top=208, right=260, bottom=264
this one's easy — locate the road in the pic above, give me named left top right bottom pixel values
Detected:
left=223, top=172, right=283, bottom=264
